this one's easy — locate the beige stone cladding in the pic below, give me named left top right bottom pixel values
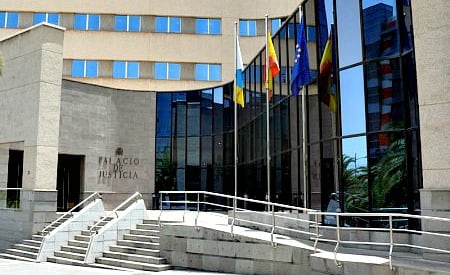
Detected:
left=0, top=23, right=64, bottom=249
left=59, top=80, right=155, bottom=209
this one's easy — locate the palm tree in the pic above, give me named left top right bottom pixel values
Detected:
left=371, top=138, right=406, bottom=209
left=342, top=154, right=368, bottom=213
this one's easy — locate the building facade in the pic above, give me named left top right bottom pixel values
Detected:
left=0, top=0, right=449, bottom=250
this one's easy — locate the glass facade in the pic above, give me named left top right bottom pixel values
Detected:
left=155, top=0, right=421, bottom=226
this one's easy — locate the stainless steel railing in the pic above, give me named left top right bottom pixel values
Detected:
left=41, top=191, right=102, bottom=236
left=84, top=191, right=143, bottom=263
left=159, top=190, right=450, bottom=270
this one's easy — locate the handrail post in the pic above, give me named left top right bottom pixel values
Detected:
left=232, top=193, right=236, bottom=237
left=389, top=215, right=394, bottom=270
left=314, top=212, right=319, bottom=252
left=333, top=214, right=342, bottom=267
left=195, top=192, right=200, bottom=229
left=271, top=204, right=276, bottom=246
left=158, top=192, right=163, bottom=227
left=183, top=193, right=187, bottom=223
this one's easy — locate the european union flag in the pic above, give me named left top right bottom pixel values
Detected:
left=291, top=17, right=311, bottom=96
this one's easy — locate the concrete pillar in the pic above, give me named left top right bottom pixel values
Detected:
left=0, top=24, right=64, bottom=247
left=411, top=0, right=450, bottom=257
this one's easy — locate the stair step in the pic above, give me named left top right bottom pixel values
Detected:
left=110, top=245, right=160, bottom=257
left=89, top=263, right=142, bottom=272
left=136, top=223, right=160, bottom=230
left=54, top=250, right=85, bottom=261
left=123, top=234, right=159, bottom=243
left=102, top=251, right=166, bottom=265
left=117, top=240, right=159, bottom=250
left=0, top=252, right=36, bottom=262
left=74, top=235, right=90, bottom=242
left=61, top=245, right=87, bottom=254
left=81, top=230, right=92, bottom=236
left=5, top=248, right=37, bottom=259
left=47, top=256, right=85, bottom=266
left=96, top=257, right=171, bottom=272
left=13, top=244, right=39, bottom=253
left=129, top=228, right=160, bottom=236
left=68, top=240, right=89, bottom=248
left=23, top=240, right=41, bottom=247
left=32, top=235, right=44, bottom=241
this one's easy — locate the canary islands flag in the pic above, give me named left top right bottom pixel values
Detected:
left=235, top=36, right=244, bottom=108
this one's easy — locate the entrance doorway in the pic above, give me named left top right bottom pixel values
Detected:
left=57, top=154, right=84, bottom=211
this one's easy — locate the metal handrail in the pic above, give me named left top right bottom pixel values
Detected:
left=88, top=191, right=143, bottom=235
left=159, top=190, right=450, bottom=270
left=84, top=192, right=143, bottom=263
left=41, top=192, right=102, bottom=236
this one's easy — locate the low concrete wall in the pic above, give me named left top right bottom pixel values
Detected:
left=159, top=224, right=316, bottom=275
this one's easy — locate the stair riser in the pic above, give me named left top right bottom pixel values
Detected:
left=136, top=224, right=159, bottom=230
left=102, top=252, right=166, bottom=265
left=54, top=251, right=85, bottom=261
left=96, top=258, right=171, bottom=272
left=6, top=249, right=36, bottom=259
left=74, top=235, right=90, bottom=242
left=23, top=240, right=41, bottom=247
left=13, top=245, right=39, bottom=253
left=61, top=246, right=87, bottom=254
left=129, top=229, right=160, bottom=236
left=47, top=257, right=84, bottom=266
left=117, top=241, right=159, bottom=250
left=32, top=236, right=44, bottom=241
left=68, top=241, right=89, bottom=248
left=123, top=235, right=159, bottom=243
left=110, top=246, right=160, bottom=257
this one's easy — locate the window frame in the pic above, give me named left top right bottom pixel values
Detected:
left=114, top=15, right=141, bottom=32
left=195, top=18, right=221, bottom=35
left=195, top=63, right=221, bottom=81
left=239, top=20, right=257, bottom=36
left=74, top=14, right=100, bottom=31
left=154, top=62, right=181, bottom=80
left=0, top=12, right=19, bottom=28
left=113, top=61, right=140, bottom=79
left=71, top=60, right=99, bottom=78
left=33, top=13, right=60, bottom=25
left=155, top=16, right=181, bottom=33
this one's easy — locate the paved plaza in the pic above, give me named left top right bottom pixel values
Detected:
left=0, top=258, right=234, bottom=275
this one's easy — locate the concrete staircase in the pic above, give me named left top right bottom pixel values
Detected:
left=94, top=219, right=171, bottom=272
left=46, top=216, right=113, bottom=266
left=0, top=214, right=72, bottom=262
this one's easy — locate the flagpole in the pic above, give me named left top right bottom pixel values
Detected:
left=233, top=21, right=238, bottom=232
left=265, top=14, right=271, bottom=206
left=299, top=6, right=308, bottom=210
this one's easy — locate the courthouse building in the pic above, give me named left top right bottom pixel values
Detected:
left=0, top=0, right=448, bottom=249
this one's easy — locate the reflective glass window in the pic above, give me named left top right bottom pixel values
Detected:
left=340, top=66, right=366, bottom=135
left=195, top=64, right=221, bottom=81
left=74, top=14, right=101, bottom=30
left=71, top=60, right=98, bottom=78
left=156, top=17, right=181, bottom=33
left=362, top=0, right=399, bottom=59
left=113, top=61, right=139, bottom=79
left=115, top=15, right=140, bottom=32
left=239, top=20, right=257, bottom=36
left=342, top=136, right=368, bottom=212
left=33, top=13, right=59, bottom=25
left=0, top=12, right=19, bottom=28
left=196, top=18, right=221, bottom=34
left=336, top=0, right=362, bottom=67
left=271, top=19, right=281, bottom=34
left=155, top=63, right=181, bottom=80
left=156, top=93, right=172, bottom=137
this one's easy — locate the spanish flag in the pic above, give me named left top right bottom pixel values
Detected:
left=235, top=36, right=245, bottom=108
left=319, top=33, right=336, bottom=113
left=265, top=33, right=280, bottom=100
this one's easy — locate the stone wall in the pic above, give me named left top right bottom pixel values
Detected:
left=59, top=80, right=156, bottom=209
